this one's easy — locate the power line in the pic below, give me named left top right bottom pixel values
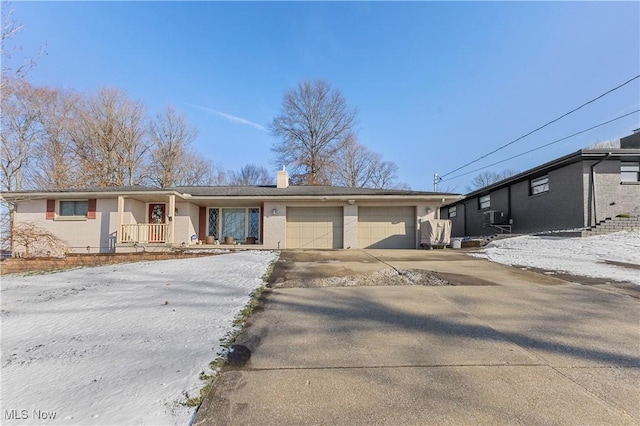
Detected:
left=441, top=108, right=640, bottom=182
left=439, top=74, right=640, bottom=179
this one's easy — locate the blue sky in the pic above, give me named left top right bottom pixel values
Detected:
left=7, top=1, right=640, bottom=192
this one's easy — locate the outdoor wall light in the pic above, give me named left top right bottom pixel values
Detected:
left=347, top=199, right=355, bottom=205
left=272, top=209, right=277, bottom=215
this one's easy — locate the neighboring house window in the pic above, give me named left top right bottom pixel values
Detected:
left=479, top=195, right=490, bottom=209
left=448, top=206, right=457, bottom=218
left=530, top=175, right=549, bottom=195
left=621, top=162, right=640, bottom=182
left=59, top=200, right=88, bottom=216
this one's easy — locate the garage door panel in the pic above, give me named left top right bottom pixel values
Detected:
left=300, top=228, right=318, bottom=238
left=358, top=207, right=416, bottom=249
left=286, top=207, right=343, bottom=249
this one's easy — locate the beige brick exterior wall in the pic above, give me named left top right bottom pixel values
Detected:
left=11, top=197, right=451, bottom=253
left=14, top=198, right=118, bottom=254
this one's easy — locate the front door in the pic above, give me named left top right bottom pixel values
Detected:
left=148, top=203, right=166, bottom=242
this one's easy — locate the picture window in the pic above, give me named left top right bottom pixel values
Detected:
left=208, top=207, right=261, bottom=241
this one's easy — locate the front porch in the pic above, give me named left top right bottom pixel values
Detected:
left=114, top=193, right=266, bottom=252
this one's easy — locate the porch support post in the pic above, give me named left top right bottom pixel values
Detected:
left=117, top=196, right=124, bottom=243
left=168, top=194, right=176, bottom=244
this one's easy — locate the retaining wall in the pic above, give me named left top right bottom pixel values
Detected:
left=0, top=252, right=217, bottom=275
left=582, top=216, right=640, bottom=236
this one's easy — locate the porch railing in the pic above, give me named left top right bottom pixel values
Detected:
left=120, top=223, right=168, bottom=243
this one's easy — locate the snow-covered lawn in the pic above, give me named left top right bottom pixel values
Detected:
left=1, top=250, right=278, bottom=425
left=472, top=231, right=640, bottom=285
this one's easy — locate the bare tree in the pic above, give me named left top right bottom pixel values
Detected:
left=467, top=169, right=518, bottom=191
left=30, top=85, right=82, bottom=189
left=270, top=80, right=357, bottom=185
left=148, top=105, right=208, bottom=187
left=331, top=138, right=377, bottom=188
left=118, top=94, right=149, bottom=186
left=0, top=2, right=47, bottom=253
left=9, top=221, right=68, bottom=257
left=70, top=88, right=148, bottom=187
left=1, top=2, right=45, bottom=90
left=435, top=183, right=459, bottom=194
left=587, top=139, right=620, bottom=149
left=227, top=164, right=273, bottom=186
left=331, top=138, right=405, bottom=189
left=172, top=153, right=226, bottom=186
left=1, top=77, right=39, bottom=192
left=370, top=160, right=405, bottom=189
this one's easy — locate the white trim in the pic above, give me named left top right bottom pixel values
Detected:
left=53, top=216, right=87, bottom=222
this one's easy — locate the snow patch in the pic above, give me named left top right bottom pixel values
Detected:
left=472, top=231, right=640, bottom=285
left=1, top=250, right=278, bottom=425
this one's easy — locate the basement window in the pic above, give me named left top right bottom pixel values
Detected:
left=621, top=162, right=640, bottom=182
left=478, top=195, right=491, bottom=210
left=530, top=175, right=549, bottom=195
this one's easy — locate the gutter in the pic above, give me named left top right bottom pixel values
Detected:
left=176, top=194, right=465, bottom=203
left=0, top=189, right=184, bottom=201
left=0, top=192, right=465, bottom=208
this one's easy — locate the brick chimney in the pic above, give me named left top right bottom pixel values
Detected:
left=276, top=166, right=289, bottom=188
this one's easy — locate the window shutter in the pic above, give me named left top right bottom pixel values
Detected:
left=46, top=200, right=55, bottom=220
left=87, top=199, right=97, bottom=219
left=198, top=206, right=206, bottom=240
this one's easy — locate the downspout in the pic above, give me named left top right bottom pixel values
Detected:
left=462, top=201, right=468, bottom=236
left=507, top=185, right=512, bottom=225
left=589, top=152, right=611, bottom=227
left=436, top=198, right=446, bottom=220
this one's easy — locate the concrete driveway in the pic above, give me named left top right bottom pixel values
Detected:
left=194, top=250, right=640, bottom=425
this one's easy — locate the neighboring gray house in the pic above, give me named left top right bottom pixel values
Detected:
left=441, top=132, right=640, bottom=237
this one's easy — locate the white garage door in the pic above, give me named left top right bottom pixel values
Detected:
left=358, top=207, right=416, bottom=249
left=286, top=207, right=344, bottom=249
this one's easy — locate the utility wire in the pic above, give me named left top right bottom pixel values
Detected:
left=439, top=74, right=640, bottom=179
left=441, top=108, right=640, bottom=182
